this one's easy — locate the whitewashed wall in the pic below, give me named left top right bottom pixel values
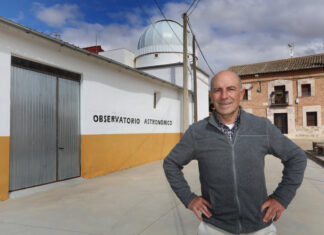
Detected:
left=0, top=21, right=184, bottom=136
left=140, top=65, right=209, bottom=121
left=136, top=52, right=185, bottom=68
left=0, top=51, right=11, bottom=136
left=197, top=70, right=209, bottom=121
left=100, top=49, right=135, bottom=68
left=81, top=65, right=182, bottom=134
left=139, top=65, right=193, bottom=90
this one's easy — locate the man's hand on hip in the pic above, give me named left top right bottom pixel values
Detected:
left=188, top=196, right=212, bottom=221
left=261, top=197, right=285, bottom=222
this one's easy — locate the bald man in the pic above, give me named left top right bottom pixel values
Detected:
left=163, top=70, right=306, bottom=235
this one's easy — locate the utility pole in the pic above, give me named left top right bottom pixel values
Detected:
left=193, top=35, right=198, bottom=122
left=182, top=12, right=189, bottom=131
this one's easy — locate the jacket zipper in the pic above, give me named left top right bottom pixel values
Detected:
left=231, top=130, right=242, bottom=234
left=212, top=124, right=243, bottom=233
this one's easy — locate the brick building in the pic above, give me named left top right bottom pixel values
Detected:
left=229, top=53, right=324, bottom=138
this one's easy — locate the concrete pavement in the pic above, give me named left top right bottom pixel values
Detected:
left=0, top=141, right=323, bottom=235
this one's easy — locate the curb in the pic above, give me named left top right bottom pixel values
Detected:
left=305, top=150, right=324, bottom=167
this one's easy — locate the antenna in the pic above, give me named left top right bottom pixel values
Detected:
left=49, top=32, right=61, bottom=39
left=95, top=33, right=98, bottom=53
left=288, top=42, right=294, bottom=58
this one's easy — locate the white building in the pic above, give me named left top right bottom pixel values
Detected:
left=101, top=20, right=210, bottom=122
left=0, top=17, right=209, bottom=200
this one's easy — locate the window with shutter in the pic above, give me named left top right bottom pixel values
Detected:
left=243, top=89, right=248, bottom=100
left=306, top=112, right=317, bottom=126
left=301, top=84, right=311, bottom=96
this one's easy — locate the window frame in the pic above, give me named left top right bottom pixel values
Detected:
left=243, top=89, right=248, bottom=100
left=297, top=79, right=315, bottom=97
left=306, top=112, right=318, bottom=126
left=301, top=84, right=311, bottom=97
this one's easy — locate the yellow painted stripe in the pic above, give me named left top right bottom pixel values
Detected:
left=81, top=133, right=181, bottom=178
left=0, top=137, right=9, bottom=201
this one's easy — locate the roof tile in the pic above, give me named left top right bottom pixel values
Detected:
left=229, top=53, right=324, bottom=76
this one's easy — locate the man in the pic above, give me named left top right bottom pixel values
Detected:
left=163, top=70, right=307, bottom=235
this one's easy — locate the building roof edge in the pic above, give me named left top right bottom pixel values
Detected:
left=0, top=16, right=183, bottom=91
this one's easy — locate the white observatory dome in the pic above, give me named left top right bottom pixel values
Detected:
left=135, top=20, right=193, bottom=68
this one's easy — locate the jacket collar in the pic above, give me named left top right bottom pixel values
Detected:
left=209, top=107, right=245, bottom=130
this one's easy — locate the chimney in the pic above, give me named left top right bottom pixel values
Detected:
left=83, top=45, right=104, bottom=54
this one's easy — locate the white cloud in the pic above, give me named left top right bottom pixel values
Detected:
left=61, top=21, right=144, bottom=53
left=165, top=0, right=324, bottom=72
left=11, top=11, right=24, bottom=22
left=33, top=3, right=82, bottom=27
left=32, top=4, right=146, bottom=52
left=33, top=0, right=324, bottom=74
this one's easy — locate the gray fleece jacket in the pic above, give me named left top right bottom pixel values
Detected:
left=163, top=110, right=307, bottom=234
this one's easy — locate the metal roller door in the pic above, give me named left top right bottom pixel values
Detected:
left=10, top=60, right=80, bottom=191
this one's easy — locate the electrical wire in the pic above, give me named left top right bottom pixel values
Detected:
left=186, top=0, right=197, bottom=14
left=188, top=0, right=201, bottom=16
left=188, top=18, right=215, bottom=75
left=153, top=0, right=194, bottom=73
left=153, top=0, right=183, bottom=44
left=139, top=0, right=196, bottom=75
left=136, top=0, right=178, bottom=52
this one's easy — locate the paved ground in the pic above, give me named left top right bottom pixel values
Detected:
left=0, top=139, right=323, bottom=235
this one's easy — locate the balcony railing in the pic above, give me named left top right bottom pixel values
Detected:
left=270, top=91, right=289, bottom=106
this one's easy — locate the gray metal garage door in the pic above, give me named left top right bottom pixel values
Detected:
left=57, top=77, right=80, bottom=180
left=10, top=62, right=80, bottom=191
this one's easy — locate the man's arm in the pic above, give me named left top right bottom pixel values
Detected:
left=163, top=126, right=213, bottom=220
left=262, top=119, right=307, bottom=221
left=163, top=126, right=198, bottom=208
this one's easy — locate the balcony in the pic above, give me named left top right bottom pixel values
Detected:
left=270, top=91, right=289, bottom=106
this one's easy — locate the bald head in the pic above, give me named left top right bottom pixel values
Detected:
left=210, top=70, right=242, bottom=91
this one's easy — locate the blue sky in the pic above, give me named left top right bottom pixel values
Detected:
left=2, top=0, right=166, bottom=31
left=1, top=0, right=324, bottom=73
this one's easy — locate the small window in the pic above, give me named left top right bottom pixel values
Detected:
left=243, top=89, right=248, bottom=100
left=301, top=84, right=311, bottom=96
left=274, top=85, right=285, bottom=92
left=154, top=53, right=158, bottom=58
left=154, top=92, right=157, bottom=109
left=306, top=112, right=317, bottom=126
